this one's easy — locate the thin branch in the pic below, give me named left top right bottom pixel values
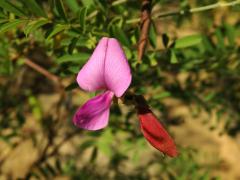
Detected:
left=190, top=0, right=240, bottom=13
left=154, top=0, right=240, bottom=19
left=126, top=0, right=240, bottom=24
left=24, top=58, right=62, bottom=87
left=138, top=0, right=152, bottom=63
left=111, top=0, right=127, bottom=6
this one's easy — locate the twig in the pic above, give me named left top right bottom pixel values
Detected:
left=190, top=0, right=240, bottom=13
left=127, top=0, right=240, bottom=24
left=154, top=0, right=240, bottom=19
left=24, top=58, right=63, bottom=89
left=137, top=0, right=152, bottom=62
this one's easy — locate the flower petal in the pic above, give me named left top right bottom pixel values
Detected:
left=138, top=107, right=178, bottom=157
left=76, top=37, right=108, bottom=92
left=104, top=38, right=132, bottom=97
left=73, top=91, right=114, bottom=130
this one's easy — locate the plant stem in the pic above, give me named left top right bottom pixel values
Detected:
left=154, top=0, right=240, bottom=19
left=138, top=0, right=152, bottom=63
left=24, top=59, right=59, bottom=83
left=190, top=0, right=240, bottom=13
left=126, top=0, right=240, bottom=24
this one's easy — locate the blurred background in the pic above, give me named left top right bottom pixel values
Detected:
left=0, top=0, right=240, bottom=179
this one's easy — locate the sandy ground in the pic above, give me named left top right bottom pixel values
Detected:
left=1, top=94, right=240, bottom=179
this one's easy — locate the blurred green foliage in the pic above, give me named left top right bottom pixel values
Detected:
left=0, top=0, right=240, bottom=179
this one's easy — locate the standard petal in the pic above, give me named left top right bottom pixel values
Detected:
left=138, top=107, right=178, bottom=157
left=104, top=38, right=132, bottom=97
left=73, top=91, right=114, bottom=130
left=76, top=37, right=108, bottom=92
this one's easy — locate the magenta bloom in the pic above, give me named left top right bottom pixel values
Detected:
left=73, top=37, right=132, bottom=130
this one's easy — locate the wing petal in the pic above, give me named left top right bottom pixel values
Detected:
left=73, top=91, right=114, bottom=130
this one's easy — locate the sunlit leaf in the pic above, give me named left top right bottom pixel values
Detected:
left=0, top=19, right=27, bottom=34
left=24, top=18, right=49, bottom=36
left=57, top=53, right=90, bottom=64
left=170, top=49, right=178, bottom=64
left=154, top=91, right=171, bottom=99
left=79, top=7, right=87, bottom=33
left=175, top=34, right=202, bottom=49
left=65, top=0, right=79, bottom=13
left=81, top=0, right=94, bottom=7
left=97, top=129, right=113, bottom=157
left=46, top=24, right=68, bottom=40
left=149, top=23, right=157, bottom=48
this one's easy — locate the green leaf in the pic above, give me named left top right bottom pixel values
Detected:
left=215, top=28, right=225, bottom=49
left=225, top=24, right=235, bottom=46
left=57, top=53, right=90, bottom=64
left=162, top=33, right=169, bottom=48
left=20, top=0, right=47, bottom=17
left=154, top=91, right=171, bottom=99
left=202, top=36, right=214, bottom=53
left=175, top=34, right=202, bottom=49
left=97, top=129, right=113, bottom=157
left=46, top=24, right=68, bottom=40
left=65, top=0, right=79, bottom=13
left=112, top=25, right=130, bottom=46
left=170, top=49, right=178, bottom=64
left=0, top=1, right=26, bottom=17
left=0, top=19, right=27, bottom=34
left=149, top=23, right=157, bottom=48
left=24, top=19, right=49, bottom=36
left=79, top=7, right=87, bottom=33
left=55, top=0, right=68, bottom=22
left=68, top=66, right=80, bottom=73
left=81, top=0, right=94, bottom=7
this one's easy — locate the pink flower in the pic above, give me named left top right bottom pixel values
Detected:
left=73, top=37, right=132, bottom=130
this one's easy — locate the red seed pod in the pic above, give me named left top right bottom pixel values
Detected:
left=135, top=95, right=178, bottom=157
